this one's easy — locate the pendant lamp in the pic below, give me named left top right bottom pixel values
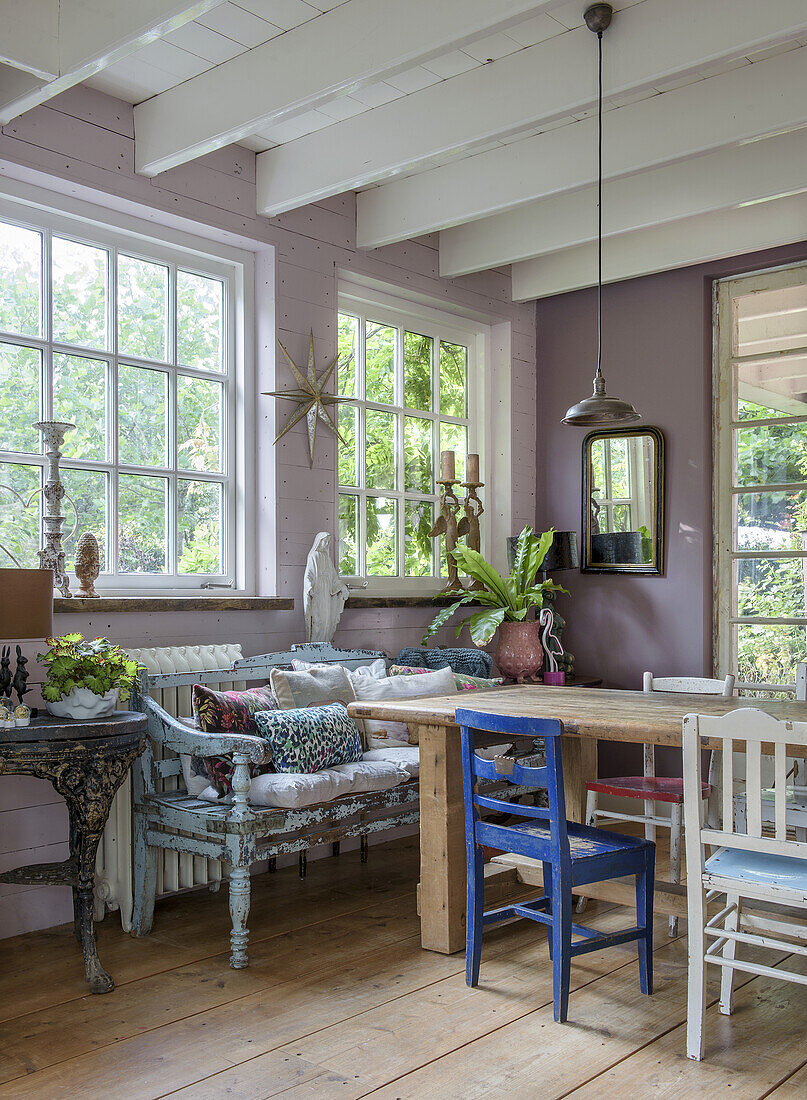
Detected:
left=562, top=3, right=640, bottom=427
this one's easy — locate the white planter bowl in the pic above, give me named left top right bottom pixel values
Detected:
left=45, top=687, right=118, bottom=720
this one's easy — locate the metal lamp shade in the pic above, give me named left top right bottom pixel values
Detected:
left=562, top=376, right=640, bottom=427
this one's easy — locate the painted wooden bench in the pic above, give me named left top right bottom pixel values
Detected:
left=130, top=643, right=537, bottom=969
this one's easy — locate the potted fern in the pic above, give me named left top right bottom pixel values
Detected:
left=39, top=634, right=141, bottom=719
left=422, top=527, right=568, bottom=682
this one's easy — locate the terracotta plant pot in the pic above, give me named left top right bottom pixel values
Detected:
left=494, top=620, right=544, bottom=683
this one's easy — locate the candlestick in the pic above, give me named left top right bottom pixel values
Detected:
left=440, top=449, right=455, bottom=482
left=466, top=453, right=480, bottom=483
left=430, top=478, right=463, bottom=593
left=33, top=421, right=75, bottom=598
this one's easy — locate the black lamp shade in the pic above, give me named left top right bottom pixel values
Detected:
left=542, top=531, right=579, bottom=572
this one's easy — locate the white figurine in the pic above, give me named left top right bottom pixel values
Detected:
left=303, top=531, right=349, bottom=643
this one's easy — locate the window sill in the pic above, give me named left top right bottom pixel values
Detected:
left=345, top=595, right=484, bottom=609
left=53, top=596, right=295, bottom=614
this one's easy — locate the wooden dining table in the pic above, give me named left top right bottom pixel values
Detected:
left=348, top=685, right=807, bottom=955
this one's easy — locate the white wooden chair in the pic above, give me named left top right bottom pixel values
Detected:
left=683, top=707, right=807, bottom=1061
left=583, top=672, right=734, bottom=936
left=733, top=661, right=807, bottom=839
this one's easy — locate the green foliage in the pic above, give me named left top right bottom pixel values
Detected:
left=38, top=633, right=142, bottom=703
left=422, top=526, right=569, bottom=646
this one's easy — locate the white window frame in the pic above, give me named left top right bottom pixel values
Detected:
left=0, top=183, right=254, bottom=595
left=337, top=281, right=494, bottom=594
left=713, top=260, right=807, bottom=691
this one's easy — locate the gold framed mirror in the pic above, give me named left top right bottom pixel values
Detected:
left=582, top=426, right=664, bottom=574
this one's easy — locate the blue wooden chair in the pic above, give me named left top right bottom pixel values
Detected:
left=457, top=707, right=656, bottom=1023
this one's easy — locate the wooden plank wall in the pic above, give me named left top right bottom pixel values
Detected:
left=0, top=84, right=537, bottom=938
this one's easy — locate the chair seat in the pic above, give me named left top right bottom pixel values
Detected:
left=508, top=818, right=652, bottom=861
left=705, top=845, right=807, bottom=895
left=586, top=775, right=711, bottom=803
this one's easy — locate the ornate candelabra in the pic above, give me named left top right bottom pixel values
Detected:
left=33, top=421, right=75, bottom=598
left=429, top=452, right=485, bottom=594
left=460, top=462, right=485, bottom=589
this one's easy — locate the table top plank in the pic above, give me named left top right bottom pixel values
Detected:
left=348, top=686, right=807, bottom=749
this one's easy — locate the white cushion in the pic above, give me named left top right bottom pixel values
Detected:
left=196, top=756, right=408, bottom=808
left=292, top=656, right=387, bottom=688
left=362, top=746, right=420, bottom=779
left=352, top=665, right=457, bottom=743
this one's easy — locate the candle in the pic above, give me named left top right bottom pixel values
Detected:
left=440, top=450, right=455, bottom=481
left=466, top=453, right=480, bottom=483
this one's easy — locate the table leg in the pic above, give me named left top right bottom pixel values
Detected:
left=563, top=735, right=597, bottom=823
left=67, top=808, right=115, bottom=995
left=417, top=722, right=466, bottom=954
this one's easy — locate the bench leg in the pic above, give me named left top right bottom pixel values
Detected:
left=131, top=816, right=157, bottom=937
left=229, top=864, right=251, bottom=969
left=361, top=835, right=369, bottom=863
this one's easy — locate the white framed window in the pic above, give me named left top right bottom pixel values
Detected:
left=0, top=190, right=252, bottom=594
left=714, top=262, right=807, bottom=693
left=336, top=284, right=487, bottom=591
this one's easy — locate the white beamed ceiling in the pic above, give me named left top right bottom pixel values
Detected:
left=0, top=0, right=804, bottom=300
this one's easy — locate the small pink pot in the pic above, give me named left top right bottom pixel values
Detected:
left=494, top=620, right=544, bottom=683
left=542, top=670, right=567, bottom=686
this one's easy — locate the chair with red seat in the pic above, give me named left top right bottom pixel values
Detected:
left=583, top=671, right=734, bottom=936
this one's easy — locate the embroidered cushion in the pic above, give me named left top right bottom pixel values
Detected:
left=389, top=665, right=504, bottom=691
left=254, top=703, right=363, bottom=774
left=192, top=683, right=279, bottom=733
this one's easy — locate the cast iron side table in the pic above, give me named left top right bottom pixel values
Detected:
left=0, top=711, right=147, bottom=994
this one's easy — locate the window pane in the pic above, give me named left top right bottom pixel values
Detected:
left=53, top=354, right=107, bottom=461
left=405, top=499, right=434, bottom=577
left=612, top=503, right=631, bottom=532
left=177, top=375, right=222, bottom=472
left=118, top=364, right=167, bottom=467
left=118, top=473, right=167, bottom=573
left=0, top=343, right=40, bottom=453
left=366, top=409, right=396, bottom=490
left=339, top=493, right=357, bottom=574
left=177, top=270, right=223, bottom=372
left=735, top=284, right=807, bottom=357
left=737, top=557, right=807, bottom=619
left=736, top=622, right=807, bottom=687
left=52, top=237, right=108, bottom=350
left=608, top=438, right=630, bottom=498
left=338, top=404, right=357, bottom=486
left=736, top=422, right=807, bottom=486
left=404, top=331, right=432, bottom=411
left=366, top=496, right=396, bottom=576
left=0, top=461, right=40, bottom=567
left=178, top=479, right=222, bottom=574
left=737, top=356, right=807, bottom=421
left=365, top=321, right=395, bottom=404
left=0, top=223, right=42, bottom=338
left=62, top=468, right=107, bottom=573
left=404, top=416, right=432, bottom=493
left=736, top=491, right=807, bottom=551
left=440, top=421, right=467, bottom=481
left=440, top=340, right=467, bottom=417
left=118, top=255, right=168, bottom=362
left=338, top=312, right=357, bottom=397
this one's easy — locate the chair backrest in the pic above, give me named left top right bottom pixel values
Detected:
left=683, top=708, right=807, bottom=869
left=456, top=707, right=569, bottom=863
left=643, top=671, right=735, bottom=697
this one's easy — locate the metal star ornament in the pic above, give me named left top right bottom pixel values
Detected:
left=263, top=330, right=355, bottom=468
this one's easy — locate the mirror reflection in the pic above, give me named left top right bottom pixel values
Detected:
left=583, top=427, right=664, bottom=573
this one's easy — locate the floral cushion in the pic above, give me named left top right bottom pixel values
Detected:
left=389, top=665, right=504, bottom=691
left=192, top=683, right=278, bottom=733
left=254, top=703, right=363, bottom=774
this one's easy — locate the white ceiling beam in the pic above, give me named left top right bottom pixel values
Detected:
left=0, top=1, right=59, bottom=80
left=0, top=1, right=217, bottom=124
left=256, top=0, right=807, bottom=217
left=358, top=45, right=807, bottom=250
left=439, top=128, right=807, bottom=278
left=134, top=0, right=564, bottom=177
left=511, top=192, right=807, bottom=301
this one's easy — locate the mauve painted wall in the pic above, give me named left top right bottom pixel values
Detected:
left=536, top=239, right=807, bottom=775
left=0, top=86, right=536, bottom=938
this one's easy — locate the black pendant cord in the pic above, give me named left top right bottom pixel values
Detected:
left=596, top=28, right=603, bottom=380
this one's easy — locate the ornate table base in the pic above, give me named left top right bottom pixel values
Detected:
left=0, top=714, right=147, bottom=993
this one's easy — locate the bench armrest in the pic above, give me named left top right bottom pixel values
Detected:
left=143, top=696, right=271, bottom=765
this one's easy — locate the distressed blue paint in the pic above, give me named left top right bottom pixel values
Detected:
left=457, top=706, right=655, bottom=1023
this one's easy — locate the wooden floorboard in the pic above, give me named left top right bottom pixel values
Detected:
left=0, top=835, right=804, bottom=1099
